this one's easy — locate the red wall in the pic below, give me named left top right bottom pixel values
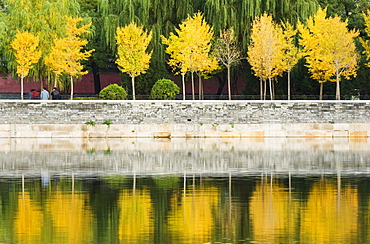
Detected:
left=0, top=73, right=122, bottom=94
left=0, top=72, right=246, bottom=94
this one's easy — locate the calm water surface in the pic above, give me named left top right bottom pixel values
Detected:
left=0, top=138, right=369, bottom=244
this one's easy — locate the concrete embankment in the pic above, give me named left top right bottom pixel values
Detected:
left=0, top=100, right=369, bottom=138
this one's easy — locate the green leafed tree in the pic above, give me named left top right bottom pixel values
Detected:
left=298, top=7, right=359, bottom=100
left=360, top=10, right=370, bottom=67
left=10, top=31, right=41, bottom=100
left=115, top=22, right=153, bottom=100
left=3, top=0, right=81, bottom=83
left=46, top=16, right=94, bottom=99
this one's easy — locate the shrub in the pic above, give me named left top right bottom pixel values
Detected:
left=150, top=78, right=180, bottom=100
left=99, top=84, right=127, bottom=100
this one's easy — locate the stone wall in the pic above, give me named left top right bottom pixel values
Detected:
left=0, top=100, right=370, bottom=138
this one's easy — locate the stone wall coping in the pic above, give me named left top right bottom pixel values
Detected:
left=1, top=100, right=370, bottom=104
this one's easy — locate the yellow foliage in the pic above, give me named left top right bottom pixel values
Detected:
left=298, top=7, right=359, bottom=89
left=46, top=16, right=94, bottom=78
left=115, top=22, right=152, bottom=78
left=162, top=12, right=217, bottom=75
left=168, top=186, right=219, bottom=243
left=15, top=193, right=43, bottom=244
left=300, top=180, right=358, bottom=243
left=118, top=189, right=153, bottom=243
left=247, top=13, right=284, bottom=81
left=279, top=22, right=302, bottom=73
left=11, top=31, right=41, bottom=78
left=250, top=179, right=299, bottom=243
left=47, top=192, right=93, bottom=243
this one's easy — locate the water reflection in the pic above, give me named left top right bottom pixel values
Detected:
left=0, top=138, right=369, bottom=243
left=0, top=137, right=369, bottom=176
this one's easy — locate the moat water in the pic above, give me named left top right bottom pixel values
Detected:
left=0, top=138, right=369, bottom=244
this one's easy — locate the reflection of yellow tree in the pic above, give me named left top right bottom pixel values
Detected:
left=301, top=180, right=358, bottom=243
left=15, top=193, right=43, bottom=244
left=168, top=186, right=219, bottom=243
left=118, top=189, right=153, bottom=243
left=250, top=179, right=299, bottom=243
left=47, top=192, right=93, bottom=243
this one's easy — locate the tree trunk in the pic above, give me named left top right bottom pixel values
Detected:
left=336, top=72, right=340, bottom=100
left=320, top=82, right=323, bottom=100
left=131, top=76, right=136, bottom=100
left=182, top=74, right=186, bottom=100
left=269, top=78, right=273, bottom=100
left=191, top=71, right=195, bottom=100
left=264, top=80, right=267, bottom=100
left=91, top=61, right=101, bottom=94
left=288, top=70, right=291, bottom=100
left=20, top=76, right=24, bottom=100
left=198, top=75, right=202, bottom=100
left=54, top=76, right=58, bottom=88
left=260, top=77, right=263, bottom=100
left=215, top=73, right=226, bottom=95
left=227, top=66, right=231, bottom=100
left=336, top=81, right=340, bottom=100
left=70, top=75, right=74, bottom=100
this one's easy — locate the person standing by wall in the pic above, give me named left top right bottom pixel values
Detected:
left=40, top=87, right=49, bottom=100
left=51, top=87, right=60, bottom=100
left=29, top=89, right=39, bottom=99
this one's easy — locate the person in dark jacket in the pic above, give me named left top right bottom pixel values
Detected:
left=51, top=87, right=60, bottom=100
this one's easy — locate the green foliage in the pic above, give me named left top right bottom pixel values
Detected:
left=3, top=0, right=81, bottom=83
left=99, top=84, right=127, bottom=100
left=85, top=121, right=96, bottom=126
left=104, top=147, right=111, bottom=154
left=103, top=120, right=112, bottom=127
left=150, top=78, right=180, bottom=100
left=152, top=175, right=180, bottom=190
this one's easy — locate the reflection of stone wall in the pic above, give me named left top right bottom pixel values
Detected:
left=0, top=138, right=369, bottom=176
left=0, top=100, right=370, bottom=138
left=1, top=149, right=369, bottom=176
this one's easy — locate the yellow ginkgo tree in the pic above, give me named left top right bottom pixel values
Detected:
left=247, top=13, right=284, bottom=100
left=11, top=31, right=42, bottom=100
left=44, top=49, right=64, bottom=88
left=298, top=7, right=359, bottom=100
left=46, top=16, right=94, bottom=99
left=115, top=22, right=153, bottom=100
left=162, top=12, right=217, bottom=100
left=162, top=29, right=188, bottom=100
left=280, top=22, right=302, bottom=100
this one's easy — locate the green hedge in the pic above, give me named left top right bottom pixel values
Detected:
left=150, top=79, right=180, bottom=100
left=99, top=84, right=127, bottom=100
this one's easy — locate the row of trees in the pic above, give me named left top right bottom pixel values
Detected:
left=2, top=0, right=370, bottom=99
left=115, top=8, right=370, bottom=100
